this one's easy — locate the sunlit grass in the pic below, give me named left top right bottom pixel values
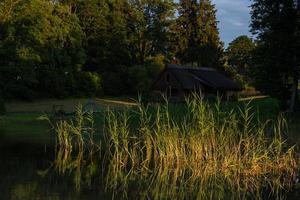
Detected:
left=52, top=94, right=298, bottom=199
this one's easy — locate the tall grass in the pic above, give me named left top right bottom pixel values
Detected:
left=51, top=105, right=100, bottom=191
left=53, top=95, right=298, bottom=199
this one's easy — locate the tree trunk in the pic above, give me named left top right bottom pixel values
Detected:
left=288, top=75, right=299, bottom=112
left=288, top=0, right=300, bottom=112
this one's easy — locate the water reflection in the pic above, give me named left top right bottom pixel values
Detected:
left=0, top=126, right=108, bottom=200
left=0, top=133, right=299, bottom=200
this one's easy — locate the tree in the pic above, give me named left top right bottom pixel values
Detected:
left=197, top=0, right=224, bottom=69
left=0, top=0, right=231, bottom=98
left=291, top=0, right=300, bottom=111
left=61, top=0, right=175, bottom=95
left=0, top=0, right=21, bottom=23
left=127, top=0, right=175, bottom=65
left=175, top=0, right=224, bottom=69
left=0, top=0, right=86, bottom=99
left=250, top=0, right=300, bottom=109
left=176, top=0, right=199, bottom=64
left=226, top=35, right=255, bottom=86
left=70, top=0, right=111, bottom=72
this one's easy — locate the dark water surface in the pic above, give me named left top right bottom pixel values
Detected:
left=0, top=123, right=111, bottom=200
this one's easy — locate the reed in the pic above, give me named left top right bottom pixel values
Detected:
left=53, top=95, right=298, bottom=199
left=51, top=105, right=100, bottom=191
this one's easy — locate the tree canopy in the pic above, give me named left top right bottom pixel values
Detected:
left=2, top=0, right=299, bottom=112
left=250, top=0, right=300, bottom=109
left=226, top=35, right=255, bottom=86
left=175, top=0, right=223, bottom=68
left=0, top=0, right=86, bottom=99
left=0, top=0, right=227, bottom=99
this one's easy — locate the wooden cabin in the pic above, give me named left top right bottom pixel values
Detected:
left=151, top=64, right=242, bottom=100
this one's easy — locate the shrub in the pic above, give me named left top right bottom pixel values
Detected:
left=128, top=65, right=152, bottom=93
left=76, top=72, right=103, bottom=97
left=224, top=64, right=246, bottom=87
left=102, top=68, right=128, bottom=96
left=145, top=55, right=165, bottom=78
left=125, top=56, right=166, bottom=95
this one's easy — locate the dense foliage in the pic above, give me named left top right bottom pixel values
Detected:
left=0, top=0, right=86, bottom=99
left=226, top=35, right=255, bottom=86
left=1, top=0, right=299, bottom=111
left=0, top=0, right=224, bottom=99
left=175, top=0, right=224, bottom=68
left=250, top=0, right=300, bottom=109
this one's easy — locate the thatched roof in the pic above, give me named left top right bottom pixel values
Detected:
left=152, top=64, right=242, bottom=91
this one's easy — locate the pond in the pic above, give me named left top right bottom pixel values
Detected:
left=1, top=109, right=300, bottom=200
left=0, top=116, right=110, bottom=200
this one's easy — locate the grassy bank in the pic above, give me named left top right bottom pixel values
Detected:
left=51, top=95, right=298, bottom=199
left=0, top=113, right=47, bottom=131
left=4, top=97, right=137, bottom=113
left=0, top=113, right=51, bottom=144
left=1, top=96, right=280, bottom=134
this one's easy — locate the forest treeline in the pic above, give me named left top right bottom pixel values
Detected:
left=0, top=0, right=299, bottom=110
left=0, top=0, right=222, bottom=99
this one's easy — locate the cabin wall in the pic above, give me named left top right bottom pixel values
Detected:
left=151, top=71, right=185, bottom=100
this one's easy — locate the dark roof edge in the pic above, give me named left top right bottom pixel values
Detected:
left=167, top=64, right=217, bottom=72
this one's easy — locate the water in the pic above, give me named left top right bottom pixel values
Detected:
left=1, top=118, right=300, bottom=200
left=0, top=120, right=110, bottom=200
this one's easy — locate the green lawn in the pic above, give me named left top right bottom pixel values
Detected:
left=4, top=98, right=137, bottom=113
left=0, top=96, right=292, bottom=143
left=0, top=97, right=138, bottom=141
left=166, top=96, right=280, bottom=122
left=1, top=96, right=280, bottom=123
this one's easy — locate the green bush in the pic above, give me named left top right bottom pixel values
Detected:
left=224, top=64, right=245, bottom=86
left=128, top=65, right=152, bottom=93
left=145, top=55, right=165, bottom=78
left=76, top=72, right=103, bottom=97
left=121, top=55, right=166, bottom=95
left=102, top=66, right=128, bottom=96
